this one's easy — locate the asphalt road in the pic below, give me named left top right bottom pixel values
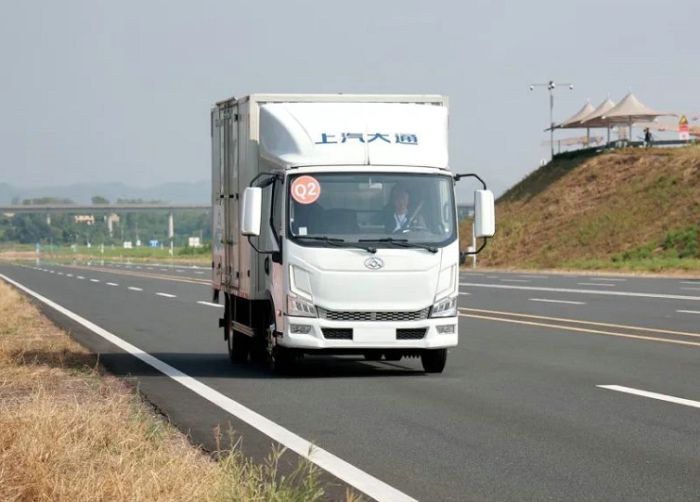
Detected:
left=2, top=261, right=700, bottom=502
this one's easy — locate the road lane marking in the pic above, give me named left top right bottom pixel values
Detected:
left=90, top=279, right=100, bottom=283
left=680, top=281, right=700, bottom=285
left=77, top=276, right=85, bottom=280
left=459, top=282, right=700, bottom=302
left=596, top=278, right=627, bottom=282
left=156, top=293, right=177, bottom=298
left=458, top=292, right=471, bottom=296
left=519, top=275, right=549, bottom=279
left=681, top=287, right=700, bottom=291
left=677, top=310, right=700, bottom=315
left=598, top=385, right=700, bottom=410
left=460, top=307, right=700, bottom=339
left=501, top=279, right=530, bottom=283
left=128, top=287, right=143, bottom=292
left=0, top=273, right=417, bottom=502
left=529, top=298, right=586, bottom=305
left=197, top=301, right=223, bottom=308
left=66, top=274, right=73, bottom=277
left=459, top=312, right=700, bottom=347
left=578, top=283, right=616, bottom=287
left=106, top=283, right=119, bottom=287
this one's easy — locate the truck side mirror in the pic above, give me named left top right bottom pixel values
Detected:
left=474, top=190, right=495, bottom=238
left=241, top=187, right=262, bottom=236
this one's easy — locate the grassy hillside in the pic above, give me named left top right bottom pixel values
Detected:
left=462, top=146, right=700, bottom=271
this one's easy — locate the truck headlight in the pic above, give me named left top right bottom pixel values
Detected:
left=430, top=296, right=457, bottom=318
left=287, top=295, right=317, bottom=318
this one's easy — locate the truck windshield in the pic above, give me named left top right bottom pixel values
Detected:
left=287, top=173, right=456, bottom=248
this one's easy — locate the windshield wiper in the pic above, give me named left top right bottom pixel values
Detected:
left=295, top=236, right=377, bottom=253
left=359, top=237, right=438, bottom=253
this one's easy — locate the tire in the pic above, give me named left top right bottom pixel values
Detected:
left=225, top=296, right=248, bottom=364
left=227, top=330, right=249, bottom=364
left=269, top=345, right=295, bottom=374
left=421, top=348, right=447, bottom=373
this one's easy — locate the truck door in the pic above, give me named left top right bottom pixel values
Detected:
left=211, top=109, right=225, bottom=291
left=222, top=104, right=240, bottom=291
left=262, top=177, right=285, bottom=329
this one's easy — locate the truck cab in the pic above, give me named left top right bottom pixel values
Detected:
left=211, top=95, right=495, bottom=373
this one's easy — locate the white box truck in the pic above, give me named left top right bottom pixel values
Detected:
left=211, top=94, right=495, bottom=373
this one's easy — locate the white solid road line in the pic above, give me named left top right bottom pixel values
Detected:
left=677, top=310, right=700, bottom=315
left=106, top=283, right=119, bottom=287
left=0, top=273, right=418, bottom=502
left=459, top=282, right=700, bottom=302
left=156, top=293, right=177, bottom=298
left=197, top=301, right=223, bottom=308
left=501, top=279, right=530, bottom=283
left=128, top=287, right=143, bottom=292
left=598, top=385, right=700, bottom=410
left=680, top=281, right=700, bottom=285
left=578, top=283, right=616, bottom=287
left=529, top=298, right=586, bottom=305
left=596, top=278, right=627, bottom=282
left=519, top=275, right=549, bottom=279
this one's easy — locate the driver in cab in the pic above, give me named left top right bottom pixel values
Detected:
left=383, top=185, right=425, bottom=233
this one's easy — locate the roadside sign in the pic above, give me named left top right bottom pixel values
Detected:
left=679, top=115, right=690, bottom=140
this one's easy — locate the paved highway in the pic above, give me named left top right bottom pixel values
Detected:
left=2, top=262, right=700, bottom=502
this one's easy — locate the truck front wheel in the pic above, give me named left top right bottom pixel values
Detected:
left=421, top=348, right=447, bottom=373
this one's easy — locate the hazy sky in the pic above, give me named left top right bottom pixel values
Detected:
left=1, top=0, right=697, bottom=199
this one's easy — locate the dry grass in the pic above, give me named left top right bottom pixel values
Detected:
left=0, top=280, right=361, bottom=502
left=464, top=146, right=700, bottom=273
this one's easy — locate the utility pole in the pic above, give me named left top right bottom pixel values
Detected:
left=530, top=80, right=574, bottom=160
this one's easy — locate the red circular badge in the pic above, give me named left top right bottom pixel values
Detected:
left=291, top=176, right=321, bottom=204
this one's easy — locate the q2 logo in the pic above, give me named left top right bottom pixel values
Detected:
left=291, top=176, right=321, bottom=204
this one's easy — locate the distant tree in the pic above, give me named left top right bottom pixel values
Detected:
left=22, top=197, right=74, bottom=205
left=92, top=196, right=110, bottom=205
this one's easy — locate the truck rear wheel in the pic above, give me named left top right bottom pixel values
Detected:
left=227, top=330, right=249, bottom=363
left=225, top=296, right=248, bottom=364
left=421, top=348, right=447, bottom=373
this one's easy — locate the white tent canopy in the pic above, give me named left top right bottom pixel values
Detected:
left=579, top=98, right=616, bottom=127
left=601, top=92, right=675, bottom=124
left=546, top=102, right=595, bottom=131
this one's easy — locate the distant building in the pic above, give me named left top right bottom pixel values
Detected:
left=457, top=204, right=475, bottom=221
left=188, top=237, right=203, bottom=248
left=74, top=215, right=95, bottom=225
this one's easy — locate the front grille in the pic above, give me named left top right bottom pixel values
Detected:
left=396, top=328, right=427, bottom=340
left=317, top=307, right=430, bottom=322
left=322, top=328, right=353, bottom=340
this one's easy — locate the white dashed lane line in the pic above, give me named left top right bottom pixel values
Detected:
left=128, top=287, right=143, bottom=292
left=530, top=298, right=586, bottom=305
left=677, top=310, right=700, bottom=315
left=77, top=276, right=85, bottom=280
left=106, top=283, right=119, bottom=287
left=156, top=293, right=177, bottom=298
left=90, top=279, right=100, bottom=283
left=197, top=301, right=223, bottom=308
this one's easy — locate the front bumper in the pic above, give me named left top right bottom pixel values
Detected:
left=279, top=316, right=459, bottom=350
